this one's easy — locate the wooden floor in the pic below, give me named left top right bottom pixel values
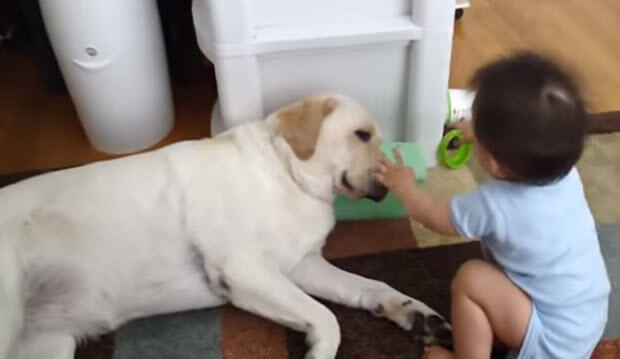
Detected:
left=450, top=0, right=620, bottom=112
left=0, top=0, right=619, bottom=175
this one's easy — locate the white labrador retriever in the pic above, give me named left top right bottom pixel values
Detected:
left=0, top=94, right=450, bottom=359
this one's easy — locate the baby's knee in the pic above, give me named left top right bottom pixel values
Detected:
left=450, top=259, right=488, bottom=295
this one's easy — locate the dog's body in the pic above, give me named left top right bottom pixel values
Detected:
left=0, top=95, right=449, bottom=359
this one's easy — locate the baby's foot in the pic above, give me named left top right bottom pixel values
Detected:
left=423, top=345, right=455, bottom=359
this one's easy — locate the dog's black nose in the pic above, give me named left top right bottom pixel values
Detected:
left=364, top=181, right=388, bottom=202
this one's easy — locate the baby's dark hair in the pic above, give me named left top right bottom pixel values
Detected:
left=470, top=52, right=587, bottom=185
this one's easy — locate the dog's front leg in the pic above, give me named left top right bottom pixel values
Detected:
left=290, top=253, right=452, bottom=345
left=219, top=260, right=341, bottom=359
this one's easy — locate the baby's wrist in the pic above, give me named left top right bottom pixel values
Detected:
left=391, top=183, right=415, bottom=200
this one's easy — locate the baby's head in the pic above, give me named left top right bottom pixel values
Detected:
left=470, top=52, right=587, bottom=185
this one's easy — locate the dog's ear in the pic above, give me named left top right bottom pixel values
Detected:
left=276, top=97, right=338, bottom=160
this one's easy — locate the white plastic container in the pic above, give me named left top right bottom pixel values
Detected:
left=447, top=89, right=476, bottom=124
left=40, top=0, right=174, bottom=154
left=193, top=0, right=455, bottom=166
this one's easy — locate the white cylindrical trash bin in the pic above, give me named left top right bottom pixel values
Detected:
left=39, top=0, right=174, bottom=154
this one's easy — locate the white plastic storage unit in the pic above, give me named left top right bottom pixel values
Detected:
left=39, top=0, right=174, bottom=154
left=192, top=0, right=455, bottom=166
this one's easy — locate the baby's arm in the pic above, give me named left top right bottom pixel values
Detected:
left=376, top=149, right=458, bottom=236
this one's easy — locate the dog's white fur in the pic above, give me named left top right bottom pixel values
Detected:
left=0, top=94, right=442, bottom=359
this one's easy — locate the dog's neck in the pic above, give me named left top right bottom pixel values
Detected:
left=263, top=119, right=335, bottom=204
left=283, top=153, right=335, bottom=204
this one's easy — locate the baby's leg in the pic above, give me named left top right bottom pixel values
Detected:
left=427, top=259, right=532, bottom=359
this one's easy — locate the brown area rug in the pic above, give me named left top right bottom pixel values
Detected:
left=592, top=338, right=620, bottom=359
left=286, top=242, right=508, bottom=359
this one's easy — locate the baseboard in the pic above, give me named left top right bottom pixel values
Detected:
left=588, top=111, right=620, bottom=134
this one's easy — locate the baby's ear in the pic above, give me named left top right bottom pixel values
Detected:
left=488, top=153, right=511, bottom=180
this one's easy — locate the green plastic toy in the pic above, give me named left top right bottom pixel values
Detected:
left=437, top=129, right=473, bottom=169
left=440, top=89, right=475, bottom=169
left=333, top=141, right=426, bottom=221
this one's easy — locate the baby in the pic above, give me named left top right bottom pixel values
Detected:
left=376, top=53, right=610, bottom=359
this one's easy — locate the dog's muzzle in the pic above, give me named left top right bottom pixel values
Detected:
left=364, top=181, right=388, bottom=202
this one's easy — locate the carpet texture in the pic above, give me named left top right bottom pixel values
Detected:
left=113, top=309, right=221, bottom=359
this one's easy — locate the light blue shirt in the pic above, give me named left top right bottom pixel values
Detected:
left=451, top=168, right=610, bottom=358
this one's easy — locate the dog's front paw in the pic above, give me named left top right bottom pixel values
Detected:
left=373, top=294, right=453, bottom=349
left=410, top=311, right=453, bottom=349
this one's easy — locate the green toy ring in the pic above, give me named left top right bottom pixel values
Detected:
left=438, top=129, right=473, bottom=169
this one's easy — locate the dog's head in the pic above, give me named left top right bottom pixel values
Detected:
left=272, top=94, right=388, bottom=202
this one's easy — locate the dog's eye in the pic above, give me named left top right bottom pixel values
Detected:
left=354, top=130, right=371, bottom=142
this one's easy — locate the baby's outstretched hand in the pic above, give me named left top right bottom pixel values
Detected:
left=375, top=148, right=416, bottom=197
